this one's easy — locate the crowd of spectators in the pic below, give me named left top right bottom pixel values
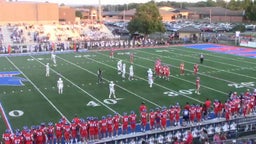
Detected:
left=2, top=89, right=256, bottom=144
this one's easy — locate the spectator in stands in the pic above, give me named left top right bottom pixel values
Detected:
left=213, top=132, right=221, bottom=144
left=184, top=130, right=193, bottom=144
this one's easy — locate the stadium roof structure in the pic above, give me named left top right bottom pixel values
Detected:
left=178, top=26, right=201, bottom=33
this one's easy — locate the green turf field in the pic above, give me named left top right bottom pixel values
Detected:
left=0, top=45, right=255, bottom=134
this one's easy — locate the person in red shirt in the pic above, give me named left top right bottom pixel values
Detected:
left=55, top=121, right=63, bottom=144
left=184, top=102, right=190, bottom=111
left=12, top=131, right=23, bottom=144
left=189, top=105, right=196, bottom=125
left=196, top=104, right=203, bottom=125
left=71, top=120, right=78, bottom=143
left=46, top=122, right=54, bottom=144
left=160, top=107, right=168, bottom=130
left=129, top=111, right=137, bottom=134
left=79, top=119, right=88, bottom=143
left=213, top=100, right=220, bottom=117
left=194, top=64, right=199, bottom=75
left=35, top=126, right=45, bottom=144
left=113, top=113, right=120, bottom=137
left=122, top=112, right=129, bottom=134
left=62, top=123, right=71, bottom=144
left=23, top=129, right=33, bottom=144
left=205, top=98, right=211, bottom=112
left=148, top=109, right=155, bottom=130
left=88, top=117, right=95, bottom=141
left=168, top=105, right=175, bottom=127
left=106, top=114, right=114, bottom=138
left=140, top=109, right=148, bottom=132
left=185, top=130, right=193, bottom=144
left=164, top=66, right=170, bottom=80
left=175, top=104, right=181, bottom=126
left=2, top=129, right=13, bottom=144
left=139, top=102, right=147, bottom=113
left=93, top=117, right=99, bottom=140
left=99, top=116, right=107, bottom=139
left=180, top=62, right=185, bottom=75
left=195, top=77, right=200, bottom=95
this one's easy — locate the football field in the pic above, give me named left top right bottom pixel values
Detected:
left=0, top=44, right=256, bottom=135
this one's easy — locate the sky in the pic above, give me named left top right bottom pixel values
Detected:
left=18, top=0, right=206, bottom=6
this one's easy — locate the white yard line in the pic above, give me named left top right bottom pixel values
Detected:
left=6, top=56, right=71, bottom=123
left=30, top=55, right=122, bottom=115
left=136, top=49, right=256, bottom=89
left=90, top=52, right=205, bottom=104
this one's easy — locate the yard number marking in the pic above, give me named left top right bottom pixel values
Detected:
left=228, top=82, right=254, bottom=88
left=164, top=89, right=195, bottom=97
left=87, top=98, right=123, bottom=107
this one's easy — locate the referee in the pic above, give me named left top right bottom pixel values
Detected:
left=97, top=68, right=103, bottom=84
left=200, top=53, right=204, bottom=64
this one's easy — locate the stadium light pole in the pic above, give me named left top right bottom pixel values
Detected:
left=98, top=0, right=102, bottom=23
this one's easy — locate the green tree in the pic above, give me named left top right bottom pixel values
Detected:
left=75, top=11, right=83, bottom=19
left=245, top=1, right=256, bottom=21
left=127, top=1, right=165, bottom=36
left=206, top=0, right=217, bottom=7
left=216, top=0, right=227, bottom=8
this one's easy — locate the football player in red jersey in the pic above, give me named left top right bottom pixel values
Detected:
left=113, top=113, right=120, bottom=137
left=2, top=129, right=13, bottom=144
left=106, top=114, right=114, bottom=138
left=88, top=117, right=95, bottom=141
left=168, top=105, right=175, bottom=127
left=35, top=126, right=44, bottom=144
left=194, top=64, right=199, bottom=75
left=23, top=129, right=33, bottom=144
left=180, top=62, right=185, bottom=75
left=99, top=116, right=107, bottom=139
left=214, top=100, right=220, bottom=118
left=63, top=123, right=71, bottom=144
left=12, top=131, right=23, bottom=144
left=55, top=120, right=63, bottom=144
left=139, top=102, right=147, bottom=113
left=93, top=117, right=99, bottom=140
left=175, top=104, right=181, bottom=126
left=160, top=107, right=168, bottom=130
left=129, top=111, right=137, bottom=134
left=149, top=109, right=155, bottom=130
left=140, top=109, right=148, bottom=132
left=189, top=105, right=196, bottom=125
left=46, top=122, right=54, bottom=144
left=79, top=119, right=88, bottom=143
left=195, top=77, right=200, bottom=95
left=122, top=112, right=129, bottom=134
left=196, top=104, right=203, bottom=125
left=71, top=120, right=78, bottom=143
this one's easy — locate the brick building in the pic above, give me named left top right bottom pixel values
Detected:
left=0, top=1, right=59, bottom=24
left=186, top=7, right=244, bottom=23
